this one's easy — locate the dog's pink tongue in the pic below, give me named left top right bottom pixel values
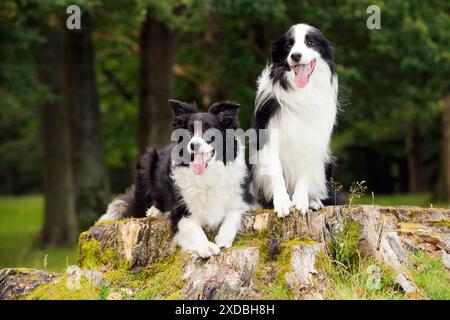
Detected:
left=294, top=64, right=308, bottom=88
left=192, top=153, right=207, bottom=175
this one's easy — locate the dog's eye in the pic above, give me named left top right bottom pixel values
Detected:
left=286, top=42, right=293, bottom=49
left=306, top=40, right=313, bottom=46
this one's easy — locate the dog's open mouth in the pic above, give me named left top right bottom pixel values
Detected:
left=191, top=149, right=215, bottom=175
left=292, top=59, right=316, bottom=88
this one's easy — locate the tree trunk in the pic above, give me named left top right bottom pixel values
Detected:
left=406, top=121, right=426, bottom=193
left=442, top=96, right=450, bottom=202
left=36, top=25, right=78, bottom=246
left=138, top=12, right=176, bottom=153
left=64, top=14, right=110, bottom=230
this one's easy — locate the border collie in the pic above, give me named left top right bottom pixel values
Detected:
left=252, top=23, right=339, bottom=217
left=100, top=100, right=253, bottom=258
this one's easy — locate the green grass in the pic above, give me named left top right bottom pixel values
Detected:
left=410, top=251, right=450, bottom=300
left=0, top=195, right=77, bottom=272
left=355, top=193, right=449, bottom=208
left=320, top=219, right=404, bottom=300
left=320, top=256, right=405, bottom=300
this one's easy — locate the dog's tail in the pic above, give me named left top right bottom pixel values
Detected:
left=98, top=187, right=134, bottom=222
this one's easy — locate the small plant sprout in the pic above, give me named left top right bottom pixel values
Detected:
left=348, top=181, right=368, bottom=206
left=330, top=178, right=343, bottom=205
left=43, top=254, right=48, bottom=270
left=371, top=191, right=375, bottom=206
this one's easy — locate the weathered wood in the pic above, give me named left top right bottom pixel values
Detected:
left=181, top=247, right=260, bottom=299
left=0, top=269, right=59, bottom=300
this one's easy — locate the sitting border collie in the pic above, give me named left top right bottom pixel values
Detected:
left=100, top=100, right=253, bottom=258
left=252, top=23, right=339, bottom=217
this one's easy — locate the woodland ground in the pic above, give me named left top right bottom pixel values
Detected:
left=0, top=194, right=448, bottom=273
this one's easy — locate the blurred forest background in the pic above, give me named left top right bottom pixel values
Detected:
left=0, top=0, right=449, bottom=270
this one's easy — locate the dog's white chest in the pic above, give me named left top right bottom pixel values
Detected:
left=171, top=158, right=247, bottom=227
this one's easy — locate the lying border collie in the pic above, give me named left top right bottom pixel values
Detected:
left=100, top=100, right=253, bottom=258
left=252, top=23, right=339, bottom=217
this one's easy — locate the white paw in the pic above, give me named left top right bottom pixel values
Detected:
left=309, top=199, right=324, bottom=211
left=146, top=206, right=162, bottom=218
left=215, top=234, right=234, bottom=249
left=292, top=193, right=309, bottom=215
left=273, top=192, right=292, bottom=218
left=194, top=241, right=220, bottom=258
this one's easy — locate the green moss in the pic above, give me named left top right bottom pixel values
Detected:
left=77, top=232, right=128, bottom=271
left=232, top=229, right=270, bottom=248
left=284, top=237, right=319, bottom=246
left=234, top=225, right=324, bottom=299
left=22, top=275, right=100, bottom=300
left=77, top=233, right=101, bottom=269
left=430, top=220, right=450, bottom=228
left=252, top=239, right=297, bottom=299
left=93, top=219, right=116, bottom=226
left=265, top=243, right=294, bottom=299
left=135, top=251, right=189, bottom=300
left=397, top=222, right=432, bottom=233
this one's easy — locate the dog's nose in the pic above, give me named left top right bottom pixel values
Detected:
left=189, top=142, right=200, bottom=152
left=290, top=52, right=302, bottom=63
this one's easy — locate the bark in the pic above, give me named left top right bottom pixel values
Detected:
left=442, top=96, right=450, bottom=202
left=36, top=24, right=79, bottom=246
left=64, top=14, right=110, bottom=230
left=0, top=269, right=59, bottom=300
left=406, top=121, right=426, bottom=193
left=138, top=12, right=176, bottom=152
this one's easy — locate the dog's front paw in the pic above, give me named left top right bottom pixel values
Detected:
left=215, top=234, right=234, bottom=249
left=309, top=199, right=324, bottom=211
left=292, top=193, right=309, bottom=215
left=146, top=206, right=162, bottom=218
left=195, top=241, right=220, bottom=258
left=273, top=192, right=292, bottom=218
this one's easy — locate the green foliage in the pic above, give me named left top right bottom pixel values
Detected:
left=98, top=283, right=111, bottom=300
left=0, top=0, right=449, bottom=197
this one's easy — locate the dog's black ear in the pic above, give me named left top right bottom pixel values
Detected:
left=271, top=37, right=286, bottom=64
left=168, top=99, right=197, bottom=116
left=208, top=101, right=240, bottom=129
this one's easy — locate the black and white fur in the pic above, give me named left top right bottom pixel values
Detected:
left=100, top=100, right=253, bottom=258
left=252, top=23, right=338, bottom=217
